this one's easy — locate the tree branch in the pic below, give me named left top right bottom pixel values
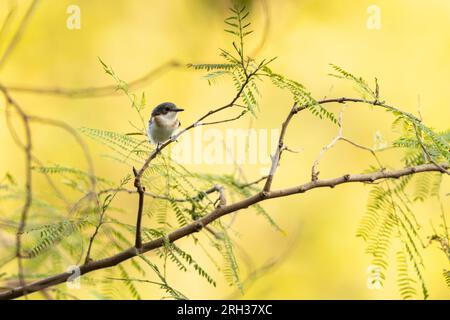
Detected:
left=263, top=102, right=304, bottom=192
left=0, top=85, right=33, bottom=298
left=311, top=107, right=346, bottom=181
left=0, top=162, right=447, bottom=300
left=6, top=60, right=181, bottom=98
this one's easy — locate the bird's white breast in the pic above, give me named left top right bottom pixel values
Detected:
left=147, top=114, right=179, bottom=144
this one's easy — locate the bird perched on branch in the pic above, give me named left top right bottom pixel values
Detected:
left=147, top=102, right=184, bottom=145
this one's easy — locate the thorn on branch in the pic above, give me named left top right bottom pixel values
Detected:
left=281, top=146, right=300, bottom=154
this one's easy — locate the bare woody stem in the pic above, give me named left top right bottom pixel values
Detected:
left=263, top=102, right=305, bottom=192
left=311, top=107, right=346, bottom=181
left=132, top=167, right=145, bottom=250
left=98, top=185, right=226, bottom=203
left=0, top=86, right=33, bottom=298
left=0, top=162, right=447, bottom=300
left=6, top=61, right=181, bottom=98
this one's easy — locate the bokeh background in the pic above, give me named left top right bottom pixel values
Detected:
left=0, top=0, right=449, bottom=299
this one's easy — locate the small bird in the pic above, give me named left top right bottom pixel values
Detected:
left=147, top=102, right=184, bottom=145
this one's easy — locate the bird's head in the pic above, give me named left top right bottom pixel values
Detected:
left=151, top=102, right=184, bottom=120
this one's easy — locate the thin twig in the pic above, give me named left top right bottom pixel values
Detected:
left=311, top=106, right=386, bottom=180
left=0, top=0, right=40, bottom=70
left=3, top=105, right=71, bottom=207
left=84, top=212, right=106, bottom=265
left=98, top=185, right=226, bottom=204
left=200, top=109, right=247, bottom=126
left=0, top=2, right=17, bottom=48
left=339, top=137, right=384, bottom=168
left=26, top=115, right=97, bottom=191
left=6, top=60, right=181, bottom=97
left=311, top=107, right=346, bottom=181
left=236, top=175, right=268, bottom=188
left=263, top=102, right=302, bottom=192
left=0, top=85, right=33, bottom=298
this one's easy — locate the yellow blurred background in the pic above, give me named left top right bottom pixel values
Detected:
left=0, top=0, right=449, bottom=299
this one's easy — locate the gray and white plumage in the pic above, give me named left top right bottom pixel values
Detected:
left=147, top=102, right=184, bottom=144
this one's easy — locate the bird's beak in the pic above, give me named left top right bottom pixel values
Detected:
left=172, top=107, right=184, bottom=112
